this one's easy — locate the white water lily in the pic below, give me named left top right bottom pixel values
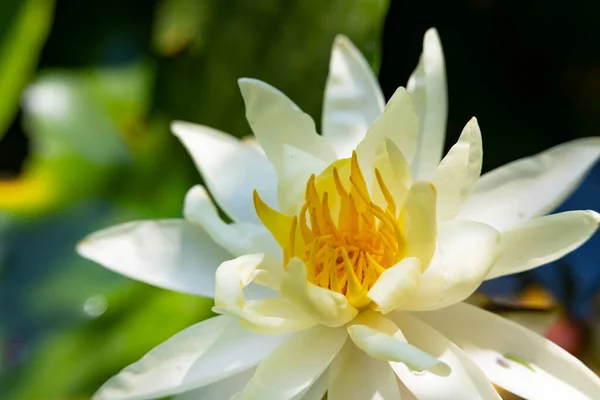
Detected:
left=78, top=29, right=600, bottom=400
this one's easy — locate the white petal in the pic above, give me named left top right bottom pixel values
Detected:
left=402, top=220, right=500, bottom=311
left=487, top=210, right=600, bottom=279
left=278, top=258, right=358, bottom=327
left=458, top=137, right=600, bottom=230
left=347, top=311, right=449, bottom=374
left=235, top=326, right=347, bottom=400
left=94, top=316, right=285, bottom=400
left=329, top=341, right=401, bottom=400
left=171, top=368, right=255, bottom=400
left=214, top=253, right=316, bottom=334
left=172, top=121, right=277, bottom=224
left=416, top=302, right=600, bottom=400
left=184, top=185, right=280, bottom=257
left=403, top=181, right=437, bottom=268
left=433, top=118, right=482, bottom=221
left=355, top=87, right=419, bottom=183
left=238, top=78, right=336, bottom=172
left=408, top=28, right=448, bottom=180
left=368, top=257, right=421, bottom=314
left=298, top=369, right=329, bottom=400
left=277, top=145, right=329, bottom=215
left=322, top=35, right=385, bottom=158
left=77, top=219, right=230, bottom=297
left=388, top=312, right=501, bottom=400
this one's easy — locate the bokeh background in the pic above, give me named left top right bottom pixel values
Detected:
left=0, top=0, right=598, bottom=398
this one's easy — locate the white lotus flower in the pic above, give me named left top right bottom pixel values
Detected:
left=78, top=29, right=600, bottom=400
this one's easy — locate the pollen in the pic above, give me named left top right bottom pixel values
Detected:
left=254, top=151, right=406, bottom=308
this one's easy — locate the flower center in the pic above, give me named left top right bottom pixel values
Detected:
left=254, top=151, right=406, bottom=308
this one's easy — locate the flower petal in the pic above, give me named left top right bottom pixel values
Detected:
left=416, top=302, right=600, bottom=399
left=371, top=138, right=412, bottom=211
left=402, top=220, right=500, bottom=311
left=388, top=312, right=501, bottom=399
left=368, top=257, right=421, bottom=314
left=278, top=258, right=358, bottom=327
left=77, top=219, right=230, bottom=297
left=171, top=368, right=255, bottom=400
left=214, top=253, right=315, bottom=335
left=298, top=369, right=329, bottom=400
left=322, top=35, right=385, bottom=158
left=184, top=185, right=280, bottom=257
left=171, top=121, right=277, bottom=224
left=277, top=145, right=329, bottom=215
left=347, top=311, right=449, bottom=375
left=355, top=87, right=419, bottom=183
left=94, top=316, right=284, bottom=400
left=458, top=137, right=600, bottom=230
left=403, top=181, right=437, bottom=269
left=235, top=325, right=347, bottom=400
left=328, top=340, right=401, bottom=400
left=433, top=118, right=482, bottom=221
left=486, top=210, right=600, bottom=280
left=238, top=78, right=336, bottom=172
left=408, top=28, right=448, bottom=180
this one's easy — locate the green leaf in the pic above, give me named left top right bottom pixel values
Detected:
left=0, top=0, right=55, bottom=138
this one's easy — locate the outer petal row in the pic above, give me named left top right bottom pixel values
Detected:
left=93, top=316, right=285, bottom=400
left=77, top=219, right=230, bottom=298
left=459, top=137, right=600, bottom=230
left=417, top=302, right=600, bottom=400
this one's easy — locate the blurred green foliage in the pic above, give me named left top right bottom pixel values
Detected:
left=0, top=0, right=54, bottom=140
left=0, top=0, right=389, bottom=398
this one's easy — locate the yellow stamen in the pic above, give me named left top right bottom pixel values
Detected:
left=258, top=152, right=408, bottom=309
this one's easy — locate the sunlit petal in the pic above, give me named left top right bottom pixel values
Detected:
left=417, top=303, right=600, bottom=399
left=77, top=219, right=230, bottom=297
left=322, top=35, right=385, bottom=158
left=172, top=121, right=277, bottom=224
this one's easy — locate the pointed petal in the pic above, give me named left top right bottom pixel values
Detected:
left=416, top=302, right=600, bottom=400
left=403, top=181, right=437, bottom=268
left=322, top=35, right=385, bottom=158
left=368, top=257, right=421, bottom=314
left=402, top=220, right=500, bottom=311
left=171, top=368, right=255, bottom=400
left=278, top=259, right=358, bottom=327
left=329, top=341, right=401, bottom=400
left=408, top=28, right=448, bottom=180
left=184, top=185, right=280, bottom=257
left=213, top=253, right=315, bottom=335
left=238, top=78, right=336, bottom=172
left=388, top=312, right=501, bottom=399
left=93, top=316, right=284, bottom=400
left=277, top=145, right=329, bottom=215
left=434, top=118, right=482, bottom=221
left=355, top=87, right=419, bottom=183
left=235, top=326, right=347, bottom=400
left=77, top=220, right=230, bottom=297
left=172, top=121, right=277, bottom=224
left=347, top=311, right=449, bottom=374
left=458, top=137, right=600, bottom=230
left=487, top=210, right=600, bottom=279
